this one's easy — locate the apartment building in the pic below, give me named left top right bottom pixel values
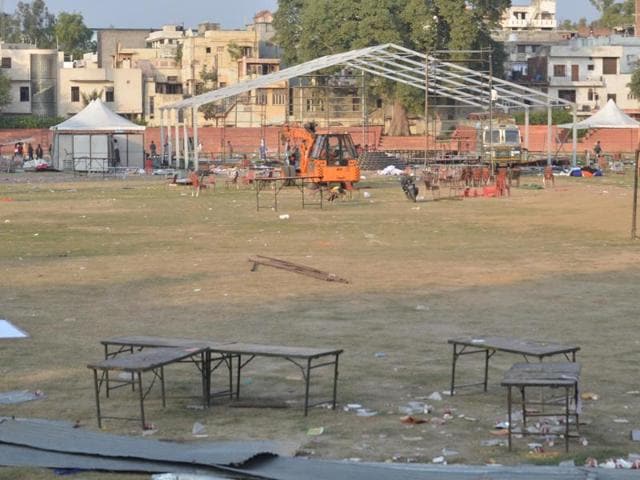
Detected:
left=0, top=42, right=58, bottom=116
left=546, top=36, right=640, bottom=115
left=501, top=0, right=557, bottom=31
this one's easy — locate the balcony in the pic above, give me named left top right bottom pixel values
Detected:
left=549, top=75, right=604, bottom=87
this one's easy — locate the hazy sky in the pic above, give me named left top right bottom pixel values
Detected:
left=2, top=0, right=600, bottom=29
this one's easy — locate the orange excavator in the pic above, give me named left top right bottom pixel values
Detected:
left=281, top=124, right=360, bottom=184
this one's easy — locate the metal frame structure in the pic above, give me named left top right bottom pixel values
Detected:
left=160, top=43, right=578, bottom=168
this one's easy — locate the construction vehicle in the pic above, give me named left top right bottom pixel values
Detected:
left=281, top=124, right=361, bottom=184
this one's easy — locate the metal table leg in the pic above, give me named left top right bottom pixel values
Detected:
left=507, top=386, right=513, bottom=451
left=450, top=344, right=457, bottom=396
left=236, top=354, right=242, bottom=399
left=93, top=369, right=102, bottom=428
left=565, top=386, right=570, bottom=453
left=332, top=354, right=339, bottom=410
left=304, top=358, right=312, bottom=416
left=483, top=349, right=490, bottom=392
left=138, top=372, right=145, bottom=429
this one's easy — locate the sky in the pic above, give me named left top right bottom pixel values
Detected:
left=2, top=0, right=600, bottom=29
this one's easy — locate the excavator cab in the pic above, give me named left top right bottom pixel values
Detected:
left=310, top=134, right=357, bottom=167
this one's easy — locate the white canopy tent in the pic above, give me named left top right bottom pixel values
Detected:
left=559, top=99, right=640, bottom=129
left=51, top=99, right=146, bottom=172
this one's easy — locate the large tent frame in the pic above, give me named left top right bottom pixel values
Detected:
left=160, top=43, right=577, bottom=167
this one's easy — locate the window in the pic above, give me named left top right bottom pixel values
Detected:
left=206, top=47, right=211, bottom=54
left=149, top=96, right=155, bottom=118
left=607, top=93, right=617, bottom=103
left=71, top=86, right=80, bottom=102
left=602, top=57, right=617, bottom=75
left=587, top=64, right=594, bottom=71
left=272, top=89, right=286, bottom=105
left=167, top=75, right=178, bottom=83
left=219, top=82, right=227, bottom=88
left=352, top=96, right=361, bottom=112
left=105, top=87, right=114, bottom=102
left=553, top=64, right=566, bottom=77
left=1, top=57, right=11, bottom=68
left=19, top=87, right=29, bottom=102
left=588, top=88, right=598, bottom=101
left=255, top=88, right=268, bottom=105
left=517, top=45, right=526, bottom=54
left=558, top=89, right=576, bottom=103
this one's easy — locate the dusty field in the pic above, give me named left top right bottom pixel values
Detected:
left=1, top=170, right=640, bottom=478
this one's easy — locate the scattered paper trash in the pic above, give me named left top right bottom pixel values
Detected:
left=279, top=214, right=290, bottom=220
left=442, top=448, right=459, bottom=457
left=400, top=416, right=428, bottom=425
left=0, top=390, right=45, bottom=405
left=191, top=421, right=207, bottom=437
left=631, top=430, right=640, bottom=441
left=343, top=404, right=363, bottom=411
left=307, top=427, right=324, bottom=436
left=428, top=392, right=442, bottom=402
left=581, top=392, right=599, bottom=401
left=431, top=456, right=446, bottom=464
left=614, top=418, right=630, bottom=424
left=374, top=352, right=387, bottom=358
left=481, top=439, right=507, bottom=447
left=363, top=191, right=371, bottom=199
left=398, top=401, right=426, bottom=415
left=356, top=408, right=378, bottom=417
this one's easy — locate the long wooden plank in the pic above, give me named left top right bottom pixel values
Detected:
left=249, top=255, right=349, bottom=284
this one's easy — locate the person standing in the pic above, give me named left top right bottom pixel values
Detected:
left=27, top=143, right=34, bottom=160
left=35, top=144, right=43, bottom=159
left=112, top=138, right=121, bottom=167
left=150, top=140, right=157, bottom=157
left=593, top=140, right=602, bottom=159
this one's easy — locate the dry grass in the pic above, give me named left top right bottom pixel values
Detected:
left=1, top=170, right=640, bottom=478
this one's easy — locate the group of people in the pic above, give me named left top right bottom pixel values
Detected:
left=13, top=142, right=46, bottom=161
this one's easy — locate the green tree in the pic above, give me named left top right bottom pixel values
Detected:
left=627, top=68, right=640, bottom=100
left=81, top=88, right=103, bottom=106
left=0, top=70, right=12, bottom=111
left=54, top=12, right=94, bottom=59
left=589, top=0, right=634, bottom=28
left=14, top=0, right=55, bottom=48
left=273, top=0, right=509, bottom=135
left=0, top=11, right=21, bottom=43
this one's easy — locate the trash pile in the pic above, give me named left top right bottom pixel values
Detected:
left=376, top=165, right=404, bottom=176
left=584, top=455, right=640, bottom=469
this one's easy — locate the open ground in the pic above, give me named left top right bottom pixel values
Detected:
left=1, top=170, right=640, bottom=479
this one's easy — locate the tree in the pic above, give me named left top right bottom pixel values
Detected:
left=628, top=68, right=640, bottom=100
left=589, top=0, right=634, bottom=29
left=0, top=12, right=21, bottom=43
left=14, top=0, right=56, bottom=48
left=0, top=70, right=12, bottom=111
left=54, top=12, right=94, bottom=59
left=81, top=89, right=103, bottom=106
left=273, top=0, right=510, bottom=135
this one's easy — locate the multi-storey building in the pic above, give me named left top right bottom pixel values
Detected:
left=501, top=0, right=557, bottom=31
left=546, top=36, right=640, bottom=116
left=0, top=42, right=58, bottom=116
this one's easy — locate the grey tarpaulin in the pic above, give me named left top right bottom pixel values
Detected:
left=0, top=418, right=278, bottom=468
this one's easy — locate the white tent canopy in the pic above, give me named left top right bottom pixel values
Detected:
left=559, top=99, right=640, bottom=129
left=51, top=98, right=145, bottom=132
left=51, top=99, right=145, bottom=172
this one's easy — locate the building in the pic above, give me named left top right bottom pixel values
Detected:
left=501, top=0, right=557, bottom=31
left=546, top=36, right=640, bottom=116
left=0, top=42, right=58, bottom=117
left=58, top=52, right=143, bottom=119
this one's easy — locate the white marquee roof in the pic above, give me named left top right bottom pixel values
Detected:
left=559, top=99, right=640, bottom=129
left=52, top=99, right=145, bottom=132
left=161, top=43, right=570, bottom=112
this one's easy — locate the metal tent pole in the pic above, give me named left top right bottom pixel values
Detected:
left=174, top=109, right=180, bottom=169
left=183, top=112, right=189, bottom=170
left=572, top=104, right=578, bottom=167
left=632, top=150, right=639, bottom=240
left=159, top=109, right=165, bottom=166
left=193, top=106, right=199, bottom=166
left=547, top=103, right=552, bottom=166
left=524, top=106, right=530, bottom=163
